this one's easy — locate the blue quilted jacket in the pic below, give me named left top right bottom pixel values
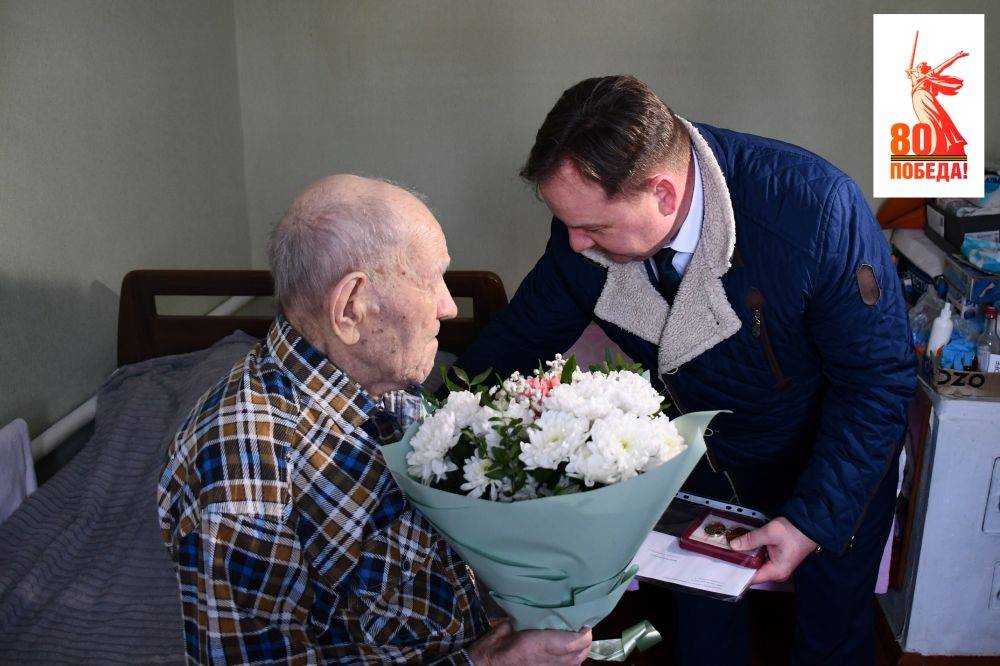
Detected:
left=456, top=122, right=915, bottom=554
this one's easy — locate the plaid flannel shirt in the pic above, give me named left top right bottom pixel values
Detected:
left=157, top=316, right=487, bottom=665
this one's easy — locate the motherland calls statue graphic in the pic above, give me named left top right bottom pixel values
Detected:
left=905, top=31, right=969, bottom=156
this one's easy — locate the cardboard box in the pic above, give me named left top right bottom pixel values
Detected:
left=943, top=254, right=1000, bottom=306
left=930, top=355, right=1000, bottom=399
left=925, top=203, right=1000, bottom=252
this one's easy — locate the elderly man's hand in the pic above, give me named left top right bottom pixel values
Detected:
left=468, top=620, right=592, bottom=666
left=730, top=516, right=817, bottom=584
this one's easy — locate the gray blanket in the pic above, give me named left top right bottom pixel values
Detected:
left=0, top=334, right=257, bottom=665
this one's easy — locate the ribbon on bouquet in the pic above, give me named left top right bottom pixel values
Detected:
left=587, top=620, right=662, bottom=661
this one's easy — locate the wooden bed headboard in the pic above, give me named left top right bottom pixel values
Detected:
left=117, top=270, right=508, bottom=366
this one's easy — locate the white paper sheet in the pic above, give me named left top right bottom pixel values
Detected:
left=631, top=530, right=756, bottom=598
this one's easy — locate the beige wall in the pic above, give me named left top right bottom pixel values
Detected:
left=233, top=0, right=998, bottom=297
left=3, top=0, right=996, bottom=437
left=0, top=0, right=250, bottom=435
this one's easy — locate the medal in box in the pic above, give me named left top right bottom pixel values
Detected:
left=679, top=508, right=767, bottom=569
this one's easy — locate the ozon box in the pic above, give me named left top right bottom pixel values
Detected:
left=930, top=356, right=1000, bottom=399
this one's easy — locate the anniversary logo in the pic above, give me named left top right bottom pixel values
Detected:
left=873, top=14, right=984, bottom=198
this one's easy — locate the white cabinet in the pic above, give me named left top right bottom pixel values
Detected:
left=880, top=381, right=1000, bottom=656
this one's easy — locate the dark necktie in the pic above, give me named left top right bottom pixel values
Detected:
left=653, top=247, right=682, bottom=305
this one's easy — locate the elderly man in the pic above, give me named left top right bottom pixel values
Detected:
left=157, top=175, right=591, bottom=665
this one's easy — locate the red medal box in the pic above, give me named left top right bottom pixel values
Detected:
left=678, top=508, right=767, bottom=569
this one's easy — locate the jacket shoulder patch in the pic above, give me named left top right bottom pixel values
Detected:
left=857, top=264, right=881, bottom=306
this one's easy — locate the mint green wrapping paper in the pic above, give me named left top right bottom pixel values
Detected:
left=380, top=411, right=719, bottom=631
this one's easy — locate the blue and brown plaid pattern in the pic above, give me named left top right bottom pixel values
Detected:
left=158, top=316, right=487, bottom=664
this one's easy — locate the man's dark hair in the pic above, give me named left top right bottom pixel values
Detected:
left=520, top=75, right=690, bottom=197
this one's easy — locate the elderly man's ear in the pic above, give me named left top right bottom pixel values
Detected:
left=326, top=271, right=377, bottom=345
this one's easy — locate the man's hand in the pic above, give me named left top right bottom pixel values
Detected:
left=468, top=620, right=592, bottom=666
left=730, top=516, right=817, bottom=584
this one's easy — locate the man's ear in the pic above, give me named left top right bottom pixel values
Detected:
left=647, top=172, right=679, bottom=217
left=326, top=271, right=371, bottom=345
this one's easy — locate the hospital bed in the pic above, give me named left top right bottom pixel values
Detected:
left=0, top=269, right=507, bottom=664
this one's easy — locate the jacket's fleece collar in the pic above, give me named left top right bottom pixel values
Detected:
left=582, top=117, right=741, bottom=373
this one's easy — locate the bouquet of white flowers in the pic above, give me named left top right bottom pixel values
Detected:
left=406, top=355, right=687, bottom=500
left=379, top=354, right=718, bottom=659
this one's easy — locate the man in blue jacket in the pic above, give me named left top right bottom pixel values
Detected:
left=455, top=75, right=915, bottom=665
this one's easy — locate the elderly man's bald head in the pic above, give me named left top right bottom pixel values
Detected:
left=289, top=174, right=424, bottom=219
left=269, top=175, right=433, bottom=317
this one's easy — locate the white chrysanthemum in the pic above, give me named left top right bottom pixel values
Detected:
left=406, top=455, right=457, bottom=485
left=459, top=454, right=503, bottom=499
left=641, top=415, right=686, bottom=470
left=468, top=405, right=499, bottom=437
left=406, top=410, right=459, bottom=483
left=543, top=372, right=621, bottom=421
left=564, top=446, right=614, bottom=487
left=566, top=412, right=651, bottom=486
left=441, top=390, right=483, bottom=428
left=546, top=369, right=663, bottom=421
left=497, top=397, right=535, bottom=426
left=605, top=370, right=664, bottom=417
left=441, top=390, right=498, bottom=442
left=520, top=410, right=589, bottom=470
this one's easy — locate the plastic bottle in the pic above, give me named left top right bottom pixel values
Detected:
left=926, top=302, right=954, bottom=362
left=976, top=306, right=1000, bottom=373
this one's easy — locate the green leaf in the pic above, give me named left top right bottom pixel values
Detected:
left=453, top=366, right=470, bottom=385
left=470, top=367, right=492, bottom=386
left=560, top=355, right=577, bottom=384
left=485, top=468, right=507, bottom=480
left=440, top=363, right=461, bottom=393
